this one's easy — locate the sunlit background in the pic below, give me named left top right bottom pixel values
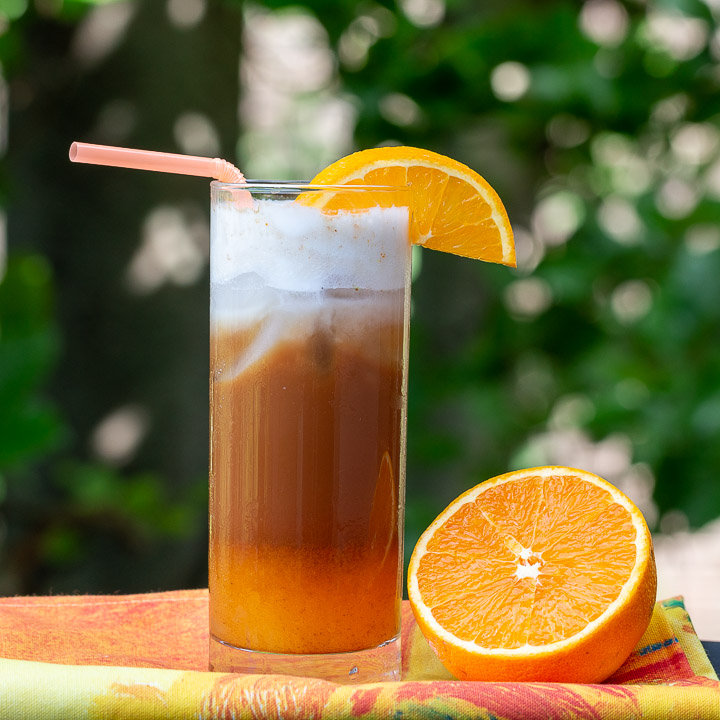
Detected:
left=1, top=0, right=719, bottom=640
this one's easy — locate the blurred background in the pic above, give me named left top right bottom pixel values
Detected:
left=1, top=0, right=719, bottom=639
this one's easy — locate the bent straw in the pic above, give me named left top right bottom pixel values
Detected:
left=69, top=142, right=246, bottom=184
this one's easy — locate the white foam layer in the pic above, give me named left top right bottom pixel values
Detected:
left=210, top=200, right=409, bottom=293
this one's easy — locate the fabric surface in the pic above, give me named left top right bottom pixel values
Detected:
left=0, top=591, right=718, bottom=719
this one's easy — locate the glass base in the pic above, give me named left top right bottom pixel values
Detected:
left=209, top=634, right=401, bottom=683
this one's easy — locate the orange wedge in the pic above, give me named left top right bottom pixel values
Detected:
left=407, top=466, right=657, bottom=683
left=308, top=147, right=515, bottom=265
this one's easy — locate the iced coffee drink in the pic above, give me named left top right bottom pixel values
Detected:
left=208, top=182, right=411, bottom=682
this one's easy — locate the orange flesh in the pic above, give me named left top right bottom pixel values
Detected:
left=416, top=474, right=637, bottom=648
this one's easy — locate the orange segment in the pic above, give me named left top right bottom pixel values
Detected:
left=307, top=147, right=515, bottom=266
left=407, top=466, right=657, bottom=683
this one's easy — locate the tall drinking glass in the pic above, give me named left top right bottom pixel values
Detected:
left=208, top=182, right=411, bottom=682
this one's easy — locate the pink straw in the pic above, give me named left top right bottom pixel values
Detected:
left=69, top=142, right=246, bottom=184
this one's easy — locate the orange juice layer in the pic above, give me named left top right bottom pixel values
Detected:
left=210, top=542, right=400, bottom=654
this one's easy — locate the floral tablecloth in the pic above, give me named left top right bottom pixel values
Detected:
left=0, top=591, right=717, bottom=719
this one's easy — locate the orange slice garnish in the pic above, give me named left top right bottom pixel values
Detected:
left=308, top=147, right=515, bottom=265
left=408, top=466, right=657, bottom=683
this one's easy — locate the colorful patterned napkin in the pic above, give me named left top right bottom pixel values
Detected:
left=0, top=591, right=717, bottom=719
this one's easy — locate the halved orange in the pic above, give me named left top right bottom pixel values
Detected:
left=407, top=466, right=657, bottom=683
left=308, top=147, right=515, bottom=265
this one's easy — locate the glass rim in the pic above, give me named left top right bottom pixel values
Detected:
left=211, top=180, right=407, bottom=192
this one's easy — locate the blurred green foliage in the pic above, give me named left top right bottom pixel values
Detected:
left=1, top=0, right=719, bottom=593
left=0, top=252, right=204, bottom=593
left=0, top=0, right=221, bottom=593
left=0, top=254, right=63, bottom=468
